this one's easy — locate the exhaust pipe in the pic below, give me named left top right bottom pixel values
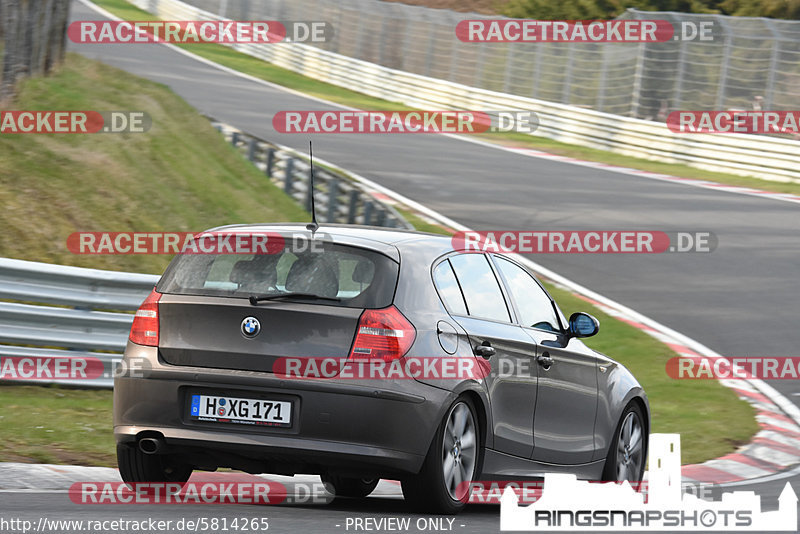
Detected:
left=138, top=437, right=164, bottom=455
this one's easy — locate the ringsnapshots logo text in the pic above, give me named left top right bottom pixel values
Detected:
left=501, top=434, right=797, bottom=531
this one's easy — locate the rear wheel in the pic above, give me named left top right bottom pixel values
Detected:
left=402, top=397, right=480, bottom=514
left=117, top=443, right=193, bottom=485
left=321, top=475, right=379, bottom=499
left=602, top=403, right=646, bottom=483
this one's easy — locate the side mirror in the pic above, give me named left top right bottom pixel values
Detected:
left=568, top=312, right=599, bottom=339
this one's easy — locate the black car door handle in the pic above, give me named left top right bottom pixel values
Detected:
left=537, top=352, right=554, bottom=370
left=474, top=343, right=496, bottom=359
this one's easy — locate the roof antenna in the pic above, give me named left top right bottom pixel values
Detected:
left=306, top=140, right=319, bottom=235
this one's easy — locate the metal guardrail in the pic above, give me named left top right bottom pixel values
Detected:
left=0, top=258, right=158, bottom=388
left=125, top=0, right=800, bottom=184
left=212, top=121, right=413, bottom=229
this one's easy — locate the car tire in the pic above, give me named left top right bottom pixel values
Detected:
left=602, top=402, right=646, bottom=483
left=321, top=475, right=379, bottom=499
left=117, top=443, right=193, bottom=485
left=402, top=397, right=481, bottom=514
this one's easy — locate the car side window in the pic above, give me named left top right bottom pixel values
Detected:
left=494, top=256, right=560, bottom=332
left=448, top=254, right=511, bottom=323
left=433, top=260, right=468, bottom=316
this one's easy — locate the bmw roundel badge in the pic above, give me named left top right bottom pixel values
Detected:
left=241, top=316, right=261, bottom=338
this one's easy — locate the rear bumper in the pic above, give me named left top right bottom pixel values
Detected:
left=114, top=423, right=424, bottom=477
left=114, top=343, right=451, bottom=478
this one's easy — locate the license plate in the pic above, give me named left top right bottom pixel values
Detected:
left=189, top=394, right=291, bottom=427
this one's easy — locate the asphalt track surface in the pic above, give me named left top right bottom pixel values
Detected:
left=7, top=1, right=798, bottom=532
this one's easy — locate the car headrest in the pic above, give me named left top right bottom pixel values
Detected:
left=351, top=260, right=374, bottom=284
left=230, top=257, right=277, bottom=291
left=285, top=256, right=339, bottom=298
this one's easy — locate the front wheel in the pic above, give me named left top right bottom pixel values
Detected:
left=602, top=403, right=646, bottom=483
left=402, top=397, right=480, bottom=514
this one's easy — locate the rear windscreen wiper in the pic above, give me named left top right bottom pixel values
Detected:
left=249, top=293, right=341, bottom=305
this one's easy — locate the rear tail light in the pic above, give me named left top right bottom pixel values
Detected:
left=348, top=305, right=416, bottom=361
left=129, top=288, right=161, bottom=346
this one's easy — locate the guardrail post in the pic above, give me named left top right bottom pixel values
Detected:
left=247, top=138, right=257, bottom=162
left=424, top=22, right=437, bottom=76
left=671, top=38, right=687, bottom=113
left=231, top=131, right=239, bottom=148
left=630, top=41, right=646, bottom=118
left=714, top=19, right=732, bottom=110
left=502, top=43, right=514, bottom=94
left=561, top=45, right=575, bottom=104
left=473, top=41, right=487, bottom=88
left=763, top=20, right=781, bottom=110
left=596, top=44, right=609, bottom=112
left=347, top=190, right=358, bottom=224
left=363, top=201, right=374, bottom=225
left=327, top=180, right=339, bottom=223
left=715, top=34, right=732, bottom=110
left=530, top=43, right=544, bottom=100
left=374, top=208, right=386, bottom=227
left=284, top=158, right=294, bottom=194
left=266, top=148, right=275, bottom=177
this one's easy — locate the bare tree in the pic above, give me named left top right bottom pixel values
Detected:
left=1, top=0, right=22, bottom=101
left=1, top=0, right=71, bottom=101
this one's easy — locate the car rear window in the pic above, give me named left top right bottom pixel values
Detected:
left=157, top=241, right=399, bottom=308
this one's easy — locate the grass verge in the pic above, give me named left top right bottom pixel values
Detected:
left=92, top=0, right=800, bottom=196
left=0, top=385, right=114, bottom=465
left=0, top=53, right=308, bottom=274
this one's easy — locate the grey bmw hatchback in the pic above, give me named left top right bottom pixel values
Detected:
left=115, top=224, right=649, bottom=514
